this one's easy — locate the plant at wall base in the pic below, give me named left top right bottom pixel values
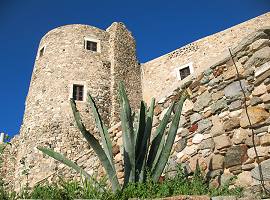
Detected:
left=38, top=82, right=189, bottom=192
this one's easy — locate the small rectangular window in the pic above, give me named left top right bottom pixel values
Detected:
left=85, top=41, right=97, bottom=51
left=179, top=66, right=191, bottom=80
left=39, top=47, right=45, bottom=57
left=73, top=85, right=84, bottom=101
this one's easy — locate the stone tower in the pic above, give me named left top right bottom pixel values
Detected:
left=15, top=23, right=142, bottom=188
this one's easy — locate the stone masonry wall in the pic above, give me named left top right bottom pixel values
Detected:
left=107, top=22, right=142, bottom=125
left=142, top=12, right=270, bottom=103
left=150, top=27, right=270, bottom=190
left=0, top=23, right=141, bottom=191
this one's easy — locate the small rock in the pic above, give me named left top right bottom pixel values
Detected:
left=154, top=105, right=162, bottom=116
left=175, top=138, right=187, bottom=152
left=211, top=90, right=225, bottom=101
left=235, top=171, right=253, bottom=187
left=224, top=80, right=248, bottom=98
left=229, top=109, right=242, bottom=118
left=251, top=159, right=270, bottom=181
left=190, top=112, right=202, bottom=124
left=245, top=46, right=270, bottom=68
left=250, top=96, right=263, bottom=106
left=211, top=98, right=228, bottom=114
left=198, top=138, right=215, bottom=150
left=240, top=106, right=270, bottom=128
left=232, top=128, right=248, bottom=144
left=245, top=135, right=260, bottom=147
left=251, top=38, right=270, bottom=51
left=229, top=100, right=242, bottom=111
left=252, top=83, right=267, bottom=96
left=242, top=163, right=255, bottom=171
left=197, top=118, right=213, bottom=133
left=261, top=93, right=270, bottom=103
left=214, top=135, right=231, bottom=150
left=193, top=91, right=212, bottom=111
left=192, top=133, right=204, bottom=144
left=182, top=145, right=198, bottom=156
left=223, top=117, right=240, bottom=131
left=210, top=115, right=225, bottom=137
left=260, top=134, right=270, bottom=146
left=247, top=146, right=268, bottom=159
left=210, top=154, right=224, bottom=170
left=224, top=145, right=248, bottom=168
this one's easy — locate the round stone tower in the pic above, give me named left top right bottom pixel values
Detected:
left=15, top=23, right=142, bottom=189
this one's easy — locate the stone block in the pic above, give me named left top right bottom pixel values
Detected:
left=251, top=159, right=270, bottom=181
left=223, top=117, right=240, bottom=131
left=224, top=145, right=248, bottom=168
left=240, top=106, right=270, bottom=128
left=214, top=135, right=231, bottom=150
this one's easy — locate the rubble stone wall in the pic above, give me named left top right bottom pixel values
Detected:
left=142, top=12, right=270, bottom=103
left=1, top=13, right=270, bottom=192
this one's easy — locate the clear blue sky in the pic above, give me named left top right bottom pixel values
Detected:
left=0, top=0, right=269, bottom=138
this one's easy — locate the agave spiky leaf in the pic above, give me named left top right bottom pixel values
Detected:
left=151, top=93, right=187, bottom=182
left=118, top=82, right=136, bottom=185
left=135, top=98, right=155, bottom=182
left=87, top=93, right=114, bottom=167
left=37, top=147, right=92, bottom=180
left=147, top=103, right=175, bottom=171
left=70, top=99, right=120, bottom=192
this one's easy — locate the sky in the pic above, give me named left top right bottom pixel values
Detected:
left=0, top=0, right=269, bottom=139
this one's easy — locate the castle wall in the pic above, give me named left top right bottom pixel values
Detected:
left=13, top=24, right=113, bottom=189
left=107, top=22, right=142, bottom=124
left=142, top=12, right=270, bottom=103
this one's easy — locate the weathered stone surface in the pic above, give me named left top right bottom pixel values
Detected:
left=229, top=100, right=242, bottom=111
left=245, top=46, right=270, bottom=68
left=250, top=38, right=270, bottom=51
left=245, top=135, right=260, bottom=147
left=251, top=159, right=270, bottom=181
left=211, top=98, right=228, bottom=113
left=197, top=118, right=212, bottom=133
left=235, top=171, right=253, bottom=187
left=252, top=83, right=267, bottom=96
left=182, top=99, right=194, bottom=114
left=260, top=134, right=270, bottom=146
left=192, top=134, right=204, bottom=144
left=211, top=90, right=224, bottom=101
left=223, top=117, right=240, bottom=131
left=261, top=93, right=270, bottom=103
left=182, top=145, right=198, bottom=156
left=214, top=135, right=231, bottom=150
left=224, top=80, right=248, bottom=98
left=190, top=113, right=202, bottom=124
left=247, top=146, right=269, bottom=159
left=224, top=145, right=248, bottom=168
left=254, top=61, right=270, bottom=85
left=154, top=104, right=162, bottom=116
left=210, top=116, right=225, bottom=137
left=194, top=91, right=211, bottom=111
left=210, top=154, right=224, bottom=170
left=199, top=138, right=215, bottom=150
left=175, top=138, right=187, bottom=152
left=232, top=128, right=248, bottom=144
left=242, top=163, right=255, bottom=171
left=240, top=106, right=270, bottom=128
left=250, top=96, right=263, bottom=106
left=229, top=109, right=242, bottom=118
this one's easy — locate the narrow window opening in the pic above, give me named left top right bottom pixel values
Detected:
left=73, top=85, right=84, bottom=101
left=85, top=41, right=97, bottom=51
left=179, top=66, right=191, bottom=80
left=39, top=47, right=45, bottom=57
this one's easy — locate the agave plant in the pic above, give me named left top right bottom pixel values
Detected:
left=38, top=82, right=189, bottom=192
